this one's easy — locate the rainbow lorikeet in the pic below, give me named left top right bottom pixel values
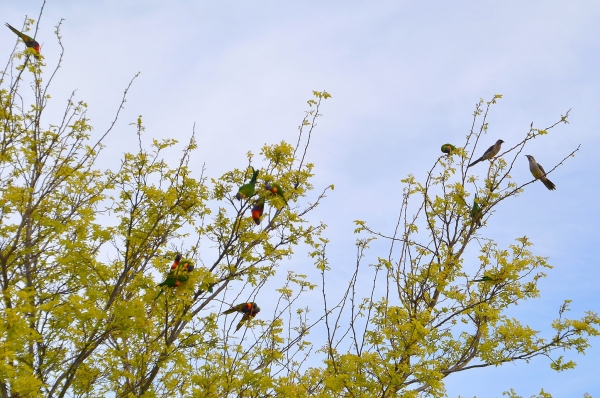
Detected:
left=236, top=167, right=259, bottom=200
left=5, top=23, right=40, bottom=56
left=222, top=302, right=261, bottom=332
left=265, top=182, right=288, bottom=206
left=472, top=273, right=506, bottom=283
left=441, top=143, right=456, bottom=155
left=251, top=197, right=265, bottom=225
left=154, top=254, right=195, bottom=300
left=470, top=195, right=482, bottom=228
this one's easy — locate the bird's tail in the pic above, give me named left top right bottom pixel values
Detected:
left=467, top=158, right=481, bottom=168
left=153, top=288, right=164, bottom=301
left=541, top=177, right=556, bottom=191
left=5, top=23, right=20, bottom=36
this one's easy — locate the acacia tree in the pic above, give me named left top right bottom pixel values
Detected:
left=0, top=14, right=598, bottom=398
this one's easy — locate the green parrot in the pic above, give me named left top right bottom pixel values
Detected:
left=222, top=302, right=261, bottom=332
left=251, top=197, right=265, bottom=225
left=154, top=254, right=194, bottom=300
left=265, top=182, right=288, bottom=206
left=470, top=195, right=483, bottom=228
left=441, top=143, right=456, bottom=155
left=471, top=273, right=506, bottom=283
left=468, top=139, right=504, bottom=167
left=236, top=167, right=259, bottom=200
left=6, top=23, right=40, bottom=57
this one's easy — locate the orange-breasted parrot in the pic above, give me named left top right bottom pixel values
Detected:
left=236, top=167, right=259, bottom=200
left=6, top=23, right=40, bottom=56
left=525, top=155, right=556, bottom=191
left=222, top=302, right=261, bottom=332
left=154, top=254, right=195, bottom=300
left=265, top=182, right=288, bottom=206
left=251, top=197, right=265, bottom=225
left=471, top=195, right=482, bottom=228
left=441, top=144, right=456, bottom=155
left=468, top=139, right=504, bottom=167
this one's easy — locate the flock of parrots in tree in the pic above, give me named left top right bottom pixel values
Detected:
left=153, top=168, right=283, bottom=332
left=6, top=22, right=557, bottom=331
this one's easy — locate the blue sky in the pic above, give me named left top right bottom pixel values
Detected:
left=4, top=1, right=600, bottom=396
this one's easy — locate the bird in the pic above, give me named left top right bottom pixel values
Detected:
left=265, top=182, right=288, bottom=206
left=154, top=254, right=194, bottom=300
left=236, top=167, right=259, bottom=200
left=471, top=273, right=506, bottom=284
left=251, top=197, right=265, bottom=225
left=441, top=144, right=456, bottom=155
left=5, top=23, right=40, bottom=56
left=222, top=302, right=261, bottom=332
left=468, top=139, right=504, bottom=167
left=525, top=155, right=556, bottom=190
left=470, top=195, right=483, bottom=228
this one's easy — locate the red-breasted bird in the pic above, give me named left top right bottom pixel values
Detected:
left=468, top=139, right=504, bottom=167
left=236, top=167, right=259, bottom=200
left=154, top=254, right=194, bottom=300
left=441, top=143, right=456, bottom=155
left=265, top=182, right=288, bottom=206
left=525, top=155, right=556, bottom=191
left=251, top=197, right=265, bottom=225
left=5, top=23, right=40, bottom=56
left=222, top=302, right=261, bottom=332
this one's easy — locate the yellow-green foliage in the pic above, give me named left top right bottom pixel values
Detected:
left=0, top=22, right=596, bottom=398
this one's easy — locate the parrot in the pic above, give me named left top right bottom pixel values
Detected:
left=525, top=155, right=556, bottom=190
left=472, top=275, right=494, bottom=282
left=222, top=302, right=261, bottom=332
left=470, top=195, right=483, bottom=228
left=471, top=273, right=506, bottom=283
left=5, top=23, right=40, bottom=56
left=265, top=182, right=288, bottom=206
left=251, top=197, right=265, bottom=225
left=468, top=139, right=504, bottom=167
left=154, top=254, right=194, bottom=300
left=236, top=167, right=259, bottom=200
left=441, top=143, right=456, bottom=155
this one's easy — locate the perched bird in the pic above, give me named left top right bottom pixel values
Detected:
left=471, top=274, right=506, bottom=283
left=5, top=23, right=40, bottom=56
left=236, top=167, right=259, bottom=200
left=441, top=143, right=456, bottom=155
left=525, top=155, right=556, bottom=191
left=472, top=276, right=493, bottom=282
left=154, top=254, right=194, bottom=300
left=222, top=302, right=261, bottom=332
left=468, top=139, right=504, bottom=167
left=251, top=197, right=265, bottom=225
left=265, top=182, right=288, bottom=206
left=470, top=195, right=483, bottom=228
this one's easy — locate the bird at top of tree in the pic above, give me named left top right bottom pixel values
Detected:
left=441, top=143, right=456, bottom=155
left=5, top=22, right=40, bottom=57
left=236, top=167, right=260, bottom=200
left=265, top=182, right=288, bottom=207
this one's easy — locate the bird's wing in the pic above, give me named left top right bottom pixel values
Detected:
left=536, top=161, right=547, bottom=176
